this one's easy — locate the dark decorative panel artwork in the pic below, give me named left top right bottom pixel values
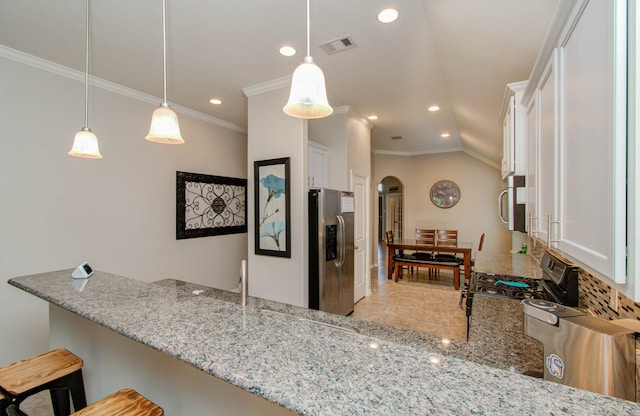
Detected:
left=176, top=171, right=247, bottom=239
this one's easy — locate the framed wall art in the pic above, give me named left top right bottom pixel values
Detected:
left=176, top=171, right=247, bottom=240
left=254, top=157, right=291, bottom=258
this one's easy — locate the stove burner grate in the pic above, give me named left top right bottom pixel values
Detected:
left=471, top=273, right=550, bottom=301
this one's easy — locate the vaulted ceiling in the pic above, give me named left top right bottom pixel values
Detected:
left=0, top=0, right=558, bottom=166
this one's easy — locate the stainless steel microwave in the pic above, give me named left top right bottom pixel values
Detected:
left=498, top=175, right=526, bottom=232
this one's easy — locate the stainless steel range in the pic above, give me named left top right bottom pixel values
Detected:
left=462, top=250, right=579, bottom=337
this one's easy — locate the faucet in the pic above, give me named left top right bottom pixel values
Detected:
left=240, top=259, right=247, bottom=308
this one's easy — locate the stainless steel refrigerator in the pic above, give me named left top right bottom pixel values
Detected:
left=308, top=188, right=355, bottom=315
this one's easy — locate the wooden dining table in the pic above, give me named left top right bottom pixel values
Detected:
left=386, top=239, right=473, bottom=283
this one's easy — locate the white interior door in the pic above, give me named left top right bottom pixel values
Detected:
left=352, top=172, right=369, bottom=302
left=386, top=193, right=402, bottom=239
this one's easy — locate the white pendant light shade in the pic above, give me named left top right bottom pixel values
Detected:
left=69, top=0, right=102, bottom=159
left=146, top=0, right=184, bottom=144
left=145, top=103, right=184, bottom=144
left=68, top=127, right=102, bottom=158
left=283, top=56, right=333, bottom=119
left=283, top=0, right=332, bottom=119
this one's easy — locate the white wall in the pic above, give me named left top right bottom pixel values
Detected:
left=245, top=85, right=308, bottom=306
left=372, top=151, right=511, bottom=263
left=346, top=113, right=372, bottom=189
left=0, top=53, right=247, bottom=363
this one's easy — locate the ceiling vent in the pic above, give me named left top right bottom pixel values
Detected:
left=391, top=136, right=403, bottom=140
left=320, top=35, right=357, bottom=55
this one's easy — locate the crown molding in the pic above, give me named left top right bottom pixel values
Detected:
left=0, top=44, right=247, bottom=134
left=373, top=146, right=464, bottom=157
left=242, top=76, right=291, bottom=97
left=461, top=148, right=501, bottom=170
left=372, top=146, right=501, bottom=170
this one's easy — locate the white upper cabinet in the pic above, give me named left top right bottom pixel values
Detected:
left=500, top=81, right=528, bottom=179
left=308, top=141, right=329, bottom=188
left=523, top=0, right=628, bottom=285
left=556, top=0, right=627, bottom=283
left=525, top=92, right=539, bottom=237
left=538, top=54, right=559, bottom=247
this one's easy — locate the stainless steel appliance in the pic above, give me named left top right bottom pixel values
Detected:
left=308, top=188, right=355, bottom=315
left=522, top=299, right=636, bottom=400
left=462, top=250, right=579, bottom=336
left=498, top=175, right=526, bottom=232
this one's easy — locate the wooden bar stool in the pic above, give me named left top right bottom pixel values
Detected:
left=70, top=388, right=163, bottom=416
left=0, top=348, right=87, bottom=416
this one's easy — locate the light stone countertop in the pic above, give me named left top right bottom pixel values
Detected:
left=9, top=270, right=640, bottom=415
left=474, top=252, right=542, bottom=278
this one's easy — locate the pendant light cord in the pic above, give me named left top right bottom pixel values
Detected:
left=306, top=0, right=310, bottom=57
left=84, top=0, right=90, bottom=128
left=162, top=0, right=168, bottom=104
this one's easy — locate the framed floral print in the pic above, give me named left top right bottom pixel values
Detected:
left=176, top=171, right=247, bottom=239
left=254, top=157, right=291, bottom=258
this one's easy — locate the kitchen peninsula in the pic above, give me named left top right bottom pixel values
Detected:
left=9, top=270, right=640, bottom=415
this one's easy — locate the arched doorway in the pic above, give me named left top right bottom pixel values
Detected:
left=378, top=176, right=404, bottom=240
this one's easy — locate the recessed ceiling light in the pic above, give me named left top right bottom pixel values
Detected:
left=209, top=98, right=222, bottom=105
left=377, top=9, right=399, bottom=23
left=441, top=132, right=451, bottom=138
left=368, top=115, right=378, bottom=120
left=428, top=105, right=440, bottom=112
left=279, top=46, right=296, bottom=57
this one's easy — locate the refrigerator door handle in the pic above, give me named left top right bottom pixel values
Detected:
left=336, top=215, right=345, bottom=268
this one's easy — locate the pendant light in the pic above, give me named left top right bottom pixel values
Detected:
left=145, top=0, right=184, bottom=144
left=283, top=0, right=333, bottom=119
left=68, top=0, right=102, bottom=158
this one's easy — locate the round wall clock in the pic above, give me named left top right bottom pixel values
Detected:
left=430, top=180, right=460, bottom=208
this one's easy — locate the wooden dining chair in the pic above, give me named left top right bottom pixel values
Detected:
left=436, top=229, right=458, bottom=247
left=431, top=229, right=461, bottom=278
left=467, top=232, right=485, bottom=272
left=414, top=229, right=436, bottom=277
left=415, top=229, right=436, bottom=245
left=386, top=230, right=412, bottom=276
left=435, top=229, right=459, bottom=261
left=385, top=230, right=394, bottom=244
left=414, top=229, right=435, bottom=258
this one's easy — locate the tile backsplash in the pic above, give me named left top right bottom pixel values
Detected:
left=526, top=235, right=640, bottom=321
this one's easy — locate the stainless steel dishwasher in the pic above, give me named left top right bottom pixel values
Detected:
left=522, top=299, right=636, bottom=401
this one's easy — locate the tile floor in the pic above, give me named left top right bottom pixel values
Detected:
left=351, top=245, right=467, bottom=341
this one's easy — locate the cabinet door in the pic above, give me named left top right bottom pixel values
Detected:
left=537, top=54, right=558, bottom=246
left=308, top=141, right=329, bottom=188
left=525, top=93, right=539, bottom=236
left=557, top=0, right=626, bottom=282
left=502, top=96, right=515, bottom=179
